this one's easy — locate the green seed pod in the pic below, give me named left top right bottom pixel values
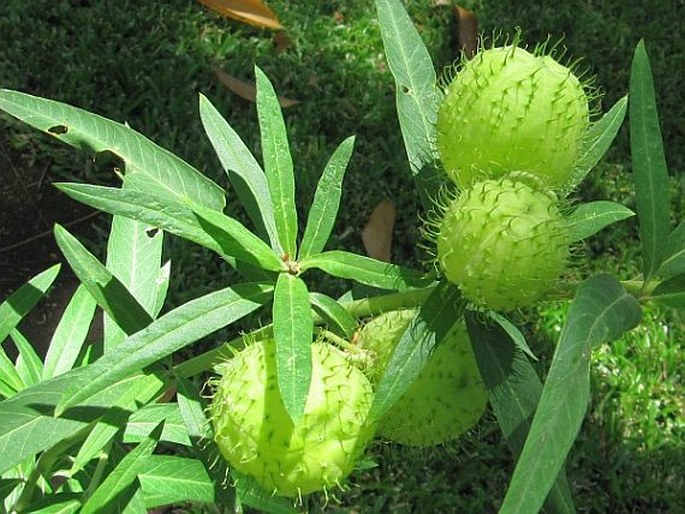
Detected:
left=209, top=339, right=375, bottom=498
left=437, top=45, right=590, bottom=189
left=437, top=178, right=569, bottom=311
left=358, top=310, right=487, bottom=447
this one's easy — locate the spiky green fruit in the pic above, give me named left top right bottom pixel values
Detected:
left=437, top=45, right=590, bottom=189
left=358, top=310, right=487, bottom=447
left=437, top=178, right=569, bottom=311
left=209, top=339, right=375, bottom=498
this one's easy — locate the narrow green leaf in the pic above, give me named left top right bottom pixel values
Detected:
left=650, top=274, right=685, bottom=308
left=233, top=472, right=298, bottom=514
left=199, top=93, right=281, bottom=253
left=299, top=136, right=355, bottom=259
left=43, top=284, right=97, bottom=380
left=500, top=275, right=641, bottom=514
left=123, top=404, right=190, bottom=447
left=104, top=176, right=164, bottom=350
left=0, top=89, right=225, bottom=211
left=152, top=260, right=171, bottom=318
left=374, top=0, right=441, bottom=207
left=11, top=329, right=43, bottom=388
left=190, top=201, right=287, bottom=273
left=255, top=66, right=298, bottom=257
left=370, top=281, right=463, bottom=419
left=57, top=282, right=272, bottom=414
left=138, top=455, right=214, bottom=508
left=19, top=495, right=81, bottom=514
left=0, top=478, right=21, bottom=502
left=81, top=423, right=162, bottom=514
left=70, top=373, right=165, bottom=475
left=0, top=370, right=161, bottom=475
left=176, top=376, right=236, bottom=507
left=54, top=224, right=153, bottom=335
left=0, top=265, right=60, bottom=394
left=563, top=96, right=628, bottom=196
left=299, top=250, right=430, bottom=291
left=56, top=182, right=286, bottom=274
left=0, top=264, right=60, bottom=344
left=630, top=40, right=670, bottom=283
left=566, top=201, right=636, bottom=242
left=658, top=221, right=685, bottom=278
left=466, top=313, right=575, bottom=514
left=309, top=292, right=357, bottom=338
left=488, top=312, right=538, bottom=361
left=273, top=274, right=312, bottom=422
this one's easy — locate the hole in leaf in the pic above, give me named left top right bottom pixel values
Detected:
left=146, top=228, right=160, bottom=238
left=48, top=125, right=68, bottom=135
left=401, top=85, right=411, bottom=94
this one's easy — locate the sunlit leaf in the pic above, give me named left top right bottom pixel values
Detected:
left=256, top=66, right=298, bottom=258
left=566, top=201, right=636, bottom=242
left=500, top=275, right=641, bottom=514
left=299, top=250, right=430, bottom=291
left=0, top=89, right=225, bottom=211
left=299, top=136, right=355, bottom=259
left=630, top=41, right=670, bottom=283
left=374, top=0, right=441, bottom=208
left=273, top=274, right=312, bottom=422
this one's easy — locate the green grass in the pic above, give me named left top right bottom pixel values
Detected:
left=1, top=0, right=683, bottom=512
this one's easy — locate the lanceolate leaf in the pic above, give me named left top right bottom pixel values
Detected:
left=54, top=224, right=153, bottom=336
left=299, top=250, right=430, bottom=291
left=176, top=376, right=236, bottom=507
left=374, top=0, right=441, bottom=208
left=80, top=423, right=163, bottom=514
left=563, top=96, right=628, bottom=196
left=630, top=41, right=670, bottom=283
left=658, top=221, right=685, bottom=278
left=0, top=89, right=225, bottom=211
left=0, top=371, right=161, bottom=475
left=0, top=264, right=60, bottom=345
left=43, top=285, right=97, bottom=380
left=105, top=177, right=164, bottom=350
left=466, top=313, right=575, bottom=514
left=123, top=404, right=190, bottom=446
left=56, top=282, right=272, bottom=414
left=370, top=281, right=462, bottom=419
left=56, top=182, right=286, bottom=273
left=11, top=329, right=43, bottom=388
left=500, top=275, right=641, bottom=514
left=566, top=201, right=636, bottom=242
left=138, top=455, right=215, bottom=508
left=255, top=66, right=298, bottom=258
left=299, top=136, right=356, bottom=259
left=199, top=93, right=281, bottom=252
left=1, top=265, right=60, bottom=395
left=650, top=273, right=685, bottom=308
left=309, top=292, right=357, bottom=339
left=273, top=274, right=313, bottom=423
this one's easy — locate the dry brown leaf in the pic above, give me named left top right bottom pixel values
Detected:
left=214, top=67, right=300, bottom=107
left=455, top=5, right=479, bottom=59
left=273, top=31, right=292, bottom=53
left=362, top=200, right=396, bottom=263
left=197, top=0, right=283, bottom=30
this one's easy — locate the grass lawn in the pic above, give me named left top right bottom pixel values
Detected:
left=0, top=0, right=683, bottom=512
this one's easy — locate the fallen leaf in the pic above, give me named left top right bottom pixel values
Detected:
left=214, top=67, right=300, bottom=107
left=197, top=0, right=283, bottom=30
left=362, top=200, right=396, bottom=263
left=273, top=31, right=292, bottom=53
left=455, top=5, right=479, bottom=59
